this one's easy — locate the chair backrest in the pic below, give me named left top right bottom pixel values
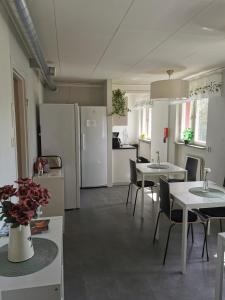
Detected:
left=159, top=178, right=171, bottom=219
left=129, top=159, right=137, bottom=184
left=185, top=157, right=198, bottom=181
left=137, top=156, right=150, bottom=163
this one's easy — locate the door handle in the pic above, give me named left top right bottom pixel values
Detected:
left=82, top=134, right=86, bottom=150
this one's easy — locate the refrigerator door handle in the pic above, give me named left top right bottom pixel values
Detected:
left=82, top=133, right=86, bottom=150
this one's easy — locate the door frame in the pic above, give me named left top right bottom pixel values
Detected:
left=13, top=70, right=29, bottom=178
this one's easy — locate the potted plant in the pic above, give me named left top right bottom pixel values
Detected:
left=183, top=128, right=194, bottom=144
left=0, top=178, right=50, bottom=262
left=111, top=89, right=130, bottom=116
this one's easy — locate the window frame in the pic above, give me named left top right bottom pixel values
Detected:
left=177, top=98, right=208, bottom=146
left=139, top=106, right=152, bottom=140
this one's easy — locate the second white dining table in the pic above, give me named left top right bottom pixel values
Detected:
left=136, top=162, right=187, bottom=218
left=170, top=181, right=225, bottom=274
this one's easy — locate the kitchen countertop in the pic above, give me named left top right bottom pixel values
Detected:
left=113, top=144, right=136, bottom=150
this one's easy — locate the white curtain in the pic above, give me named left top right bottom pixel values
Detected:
left=189, top=72, right=222, bottom=100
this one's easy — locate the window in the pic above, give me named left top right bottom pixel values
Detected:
left=139, top=107, right=152, bottom=140
left=179, top=98, right=208, bottom=145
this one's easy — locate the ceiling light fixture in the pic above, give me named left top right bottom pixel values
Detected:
left=150, top=70, right=189, bottom=100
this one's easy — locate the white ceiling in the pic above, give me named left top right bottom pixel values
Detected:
left=26, top=0, right=225, bottom=84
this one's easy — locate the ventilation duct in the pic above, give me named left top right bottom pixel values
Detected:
left=3, top=0, right=56, bottom=91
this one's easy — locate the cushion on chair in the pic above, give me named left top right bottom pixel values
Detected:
left=168, top=178, right=185, bottom=183
left=199, top=207, right=225, bottom=218
left=171, top=209, right=198, bottom=223
left=137, top=180, right=155, bottom=188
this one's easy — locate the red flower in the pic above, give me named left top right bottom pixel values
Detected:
left=0, top=178, right=51, bottom=226
left=0, top=185, right=16, bottom=200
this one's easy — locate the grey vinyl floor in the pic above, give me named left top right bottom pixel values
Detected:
left=64, top=186, right=222, bottom=300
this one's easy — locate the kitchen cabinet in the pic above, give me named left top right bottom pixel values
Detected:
left=112, top=147, right=136, bottom=184
left=33, top=169, right=64, bottom=218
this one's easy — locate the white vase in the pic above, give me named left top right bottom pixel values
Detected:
left=8, top=224, right=34, bottom=262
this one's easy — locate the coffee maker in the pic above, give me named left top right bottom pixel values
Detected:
left=112, top=132, right=121, bottom=149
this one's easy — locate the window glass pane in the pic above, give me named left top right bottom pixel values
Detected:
left=194, top=98, right=208, bottom=144
left=179, top=101, right=194, bottom=140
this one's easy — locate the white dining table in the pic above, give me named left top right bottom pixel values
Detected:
left=170, top=181, right=225, bottom=274
left=136, top=162, right=187, bottom=219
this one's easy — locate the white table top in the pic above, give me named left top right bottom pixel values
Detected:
left=136, top=162, right=186, bottom=175
left=170, top=181, right=225, bottom=209
left=0, top=216, right=63, bottom=292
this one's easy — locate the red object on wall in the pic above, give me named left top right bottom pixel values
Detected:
left=164, top=128, right=169, bottom=139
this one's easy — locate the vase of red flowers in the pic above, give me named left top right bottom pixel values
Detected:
left=0, top=178, right=50, bottom=262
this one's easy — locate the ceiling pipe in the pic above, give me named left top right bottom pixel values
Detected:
left=4, top=0, right=56, bottom=91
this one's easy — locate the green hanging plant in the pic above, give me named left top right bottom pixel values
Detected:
left=183, top=128, right=194, bottom=144
left=111, top=89, right=130, bottom=116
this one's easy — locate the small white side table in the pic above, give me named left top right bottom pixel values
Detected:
left=215, top=232, right=225, bottom=300
left=33, top=169, right=64, bottom=218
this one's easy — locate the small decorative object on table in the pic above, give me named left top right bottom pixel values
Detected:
left=203, top=168, right=211, bottom=191
left=0, top=178, right=51, bottom=262
left=183, top=128, right=194, bottom=144
left=156, top=151, right=160, bottom=166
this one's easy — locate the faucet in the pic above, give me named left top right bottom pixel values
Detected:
left=156, top=151, right=160, bottom=166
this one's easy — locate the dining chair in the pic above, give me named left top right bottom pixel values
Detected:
left=126, top=159, right=155, bottom=216
left=153, top=177, right=209, bottom=264
left=168, top=156, right=198, bottom=182
left=199, top=178, right=225, bottom=233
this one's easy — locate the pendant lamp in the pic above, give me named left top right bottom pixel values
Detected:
left=150, top=70, right=189, bottom=100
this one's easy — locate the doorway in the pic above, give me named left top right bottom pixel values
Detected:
left=13, top=71, right=29, bottom=178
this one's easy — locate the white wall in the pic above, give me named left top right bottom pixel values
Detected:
left=168, top=71, right=225, bottom=185
left=44, top=83, right=105, bottom=106
left=151, top=101, right=169, bottom=162
left=0, top=5, right=43, bottom=184
left=112, top=94, right=139, bottom=144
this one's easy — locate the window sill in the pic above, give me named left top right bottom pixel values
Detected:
left=139, top=139, right=151, bottom=144
left=175, top=141, right=207, bottom=150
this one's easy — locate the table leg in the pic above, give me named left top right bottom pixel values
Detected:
left=141, top=174, right=145, bottom=219
left=131, top=183, right=133, bottom=204
left=181, top=207, right=188, bottom=274
left=207, top=220, right=211, bottom=235
left=184, top=170, right=188, bottom=181
left=215, top=235, right=224, bottom=300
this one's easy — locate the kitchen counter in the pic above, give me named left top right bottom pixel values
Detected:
left=113, top=144, right=136, bottom=150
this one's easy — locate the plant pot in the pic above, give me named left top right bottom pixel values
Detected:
left=8, top=224, right=34, bottom=262
left=184, top=140, right=189, bottom=145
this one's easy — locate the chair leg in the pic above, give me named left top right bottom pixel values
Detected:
left=163, top=224, right=175, bottom=265
left=126, top=183, right=131, bottom=206
left=132, top=188, right=140, bottom=216
left=191, top=223, right=194, bottom=244
left=187, top=224, right=190, bottom=239
left=153, top=211, right=162, bottom=243
left=201, top=221, right=209, bottom=261
left=219, top=219, right=223, bottom=232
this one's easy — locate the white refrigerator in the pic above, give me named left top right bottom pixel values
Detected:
left=80, top=106, right=107, bottom=187
left=40, top=104, right=80, bottom=209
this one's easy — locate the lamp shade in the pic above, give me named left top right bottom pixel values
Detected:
left=151, top=79, right=189, bottom=100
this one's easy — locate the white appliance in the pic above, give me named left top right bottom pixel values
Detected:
left=80, top=106, right=107, bottom=187
left=40, top=104, right=80, bottom=209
